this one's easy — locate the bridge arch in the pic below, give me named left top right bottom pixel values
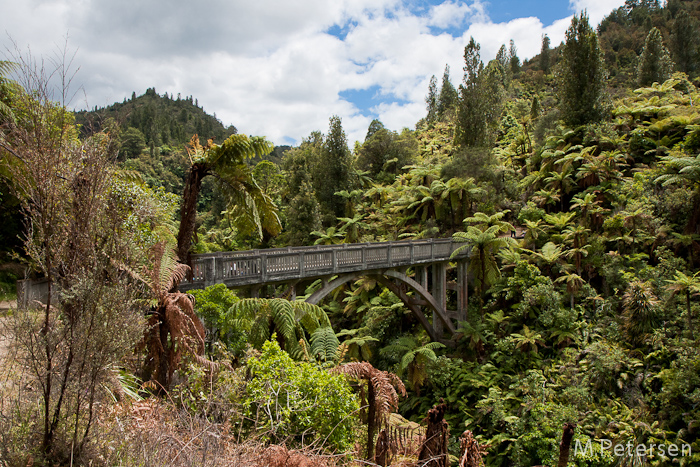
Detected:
left=306, top=268, right=457, bottom=343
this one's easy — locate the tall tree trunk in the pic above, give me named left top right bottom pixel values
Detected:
left=684, top=188, right=700, bottom=237
left=41, top=273, right=54, bottom=460
left=375, top=429, right=390, bottom=466
left=418, top=402, right=449, bottom=467
left=557, top=423, right=576, bottom=467
left=176, top=163, right=210, bottom=266
left=367, top=382, right=377, bottom=460
left=686, top=290, right=694, bottom=337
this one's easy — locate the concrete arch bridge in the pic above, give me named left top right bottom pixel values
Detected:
left=180, top=239, right=470, bottom=344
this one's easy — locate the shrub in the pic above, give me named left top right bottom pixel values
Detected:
left=189, top=284, right=243, bottom=354
left=244, top=340, right=359, bottom=452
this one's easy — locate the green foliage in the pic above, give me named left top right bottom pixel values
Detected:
left=0, top=60, right=19, bottom=124
left=225, top=298, right=339, bottom=362
left=637, top=27, right=674, bottom=87
left=75, top=88, right=237, bottom=146
left=244, top=339, right=359, bottom=451
left=336, top=327, right=379, bottom=362
left=170, top=351, right=246, bottom=421
left=437, top=64, right=459, bottom=120
left=622, top=280, right=660, bottom=345
left=557, top=12, right=607, bottom=126
left=0, top=270, right=18, bottom=301
left=118, top=127, right=147, bottom=160
left=670, top=10, right=700, bottom=76
left=453, top=221, right=517, bottom=315
left=355, top=124, right=417, bottom=181
left=456, top=37, right=505, bottom=147
left=284, top=179, right=322, bottom=246
left=509, top=39, right=521, bottom=76
left=425, top=74, right=438, bottom=124
left=380, top=335, right=444, bottom=393
left=187, top=133, right=280, bottom=252
left=189, top=284, right=243, bottom=353
left=30, top=10, right=700, bottom=462
left=539, top=35, right=551, bottom=74
left=441, top=147, right=499, bottom=185
left=313, top=115, right=353, bottom=222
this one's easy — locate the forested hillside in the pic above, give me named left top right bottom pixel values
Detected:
left=2, top=1, right=700, bottom=466
left=75, top=87, right=238, bottom=148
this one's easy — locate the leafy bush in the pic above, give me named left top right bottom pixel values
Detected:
left=189, top=284, right=243, bottom=354
left=244, top=340, right=359, bottom=452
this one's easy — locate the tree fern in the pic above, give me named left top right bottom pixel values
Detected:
left=177, top=134, right=279, bottom=262
left=336, top=327, right=379, bottom=361
left=139, top=241, right=215, bottom=391
left=310, top=327, right=340, bottom=362
left=332, top=361, right=406, bottom=460
left=270, top=299, right=297, bottom=341
left=381, top=335, right=444, bottom=394
left=226, top=298, right=337, bottom=362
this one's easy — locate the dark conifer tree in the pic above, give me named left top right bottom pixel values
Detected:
left=530, top=96, right=540, bottom=121
left=637, top=27, right=674, bottom=86
left=456, top=38, right=504, bottom=147
left=313, top=116, right=352, bottom=223
left=540, top=34, right=551, bottom=74
left=425, top=75, right=438, bottom=124
left=285, top=179, right=322, bottom=246
left=558, top=12, right=607, bottom=126
left=670, top=10, right=700, bottom=76
left=456, top=38, right=486, bottom=147
left=437, top=65, right=459, bottom=120
left=495, top=44, right=512, bottom=86
left=509, top=39, right=521, bottom=75
left=365, top=119, right=385, bottom=141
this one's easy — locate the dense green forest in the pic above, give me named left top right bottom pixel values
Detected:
left=3, top=1, right=700, bottom=466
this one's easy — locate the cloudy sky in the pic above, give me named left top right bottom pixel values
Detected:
left=2, top=0, right=624, bottom=146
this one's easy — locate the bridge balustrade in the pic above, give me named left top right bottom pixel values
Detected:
left=181, top=238, right=468, bottom=290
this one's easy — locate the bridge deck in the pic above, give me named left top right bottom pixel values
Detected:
left=181, top=238, right=468, bottom=291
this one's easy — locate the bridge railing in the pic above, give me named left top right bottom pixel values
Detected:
left=183, top=238, right=468, bottom=290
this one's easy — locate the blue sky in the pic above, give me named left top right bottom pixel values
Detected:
left=484, top=0, right=573, bottom=25
left=1, top=0, right=624, bottom=146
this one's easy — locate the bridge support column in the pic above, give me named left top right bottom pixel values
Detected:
left=432, top=263, right=446, bottom=339
left=457, top=261, right=468, bottom=322
left=204, top=257, right=216, bottom=287
left=416, top=266, right=428, bottom=289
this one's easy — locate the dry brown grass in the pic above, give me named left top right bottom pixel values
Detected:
left=0, top=316, right=435, bottom=467
left=93, top=398, right=349, bottom=467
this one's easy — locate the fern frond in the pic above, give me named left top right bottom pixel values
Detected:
left=270, top=298, right=297, bottom=341
left=400, top=350, right=417, bottom=373
left=147, top=241, right=190, bottom=298
left=333, top=362, right=406, bottom=419
left=310, top=327, right=340, bottom=362
left=114, top=169, right=145, bottom=185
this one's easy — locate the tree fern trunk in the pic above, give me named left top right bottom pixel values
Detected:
left=684, top=187, right=700, bottom=239
left=558, top=423, right=576, bottom=467
left=176, top=163, right=209, bottom=268
left=687, top=290, right=694, bottom=337
left=418, top=402, right=449, bottom=467
left=156, top=309, right=171, bottom=391
left=685, top=189, right=700, bottom=268
left=367, top=382, right=376, bottom=461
